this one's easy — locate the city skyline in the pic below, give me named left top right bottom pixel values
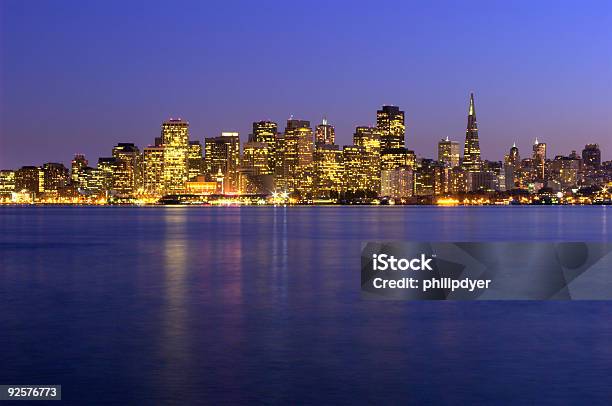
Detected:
left=1, top=1, right=611, bottom=168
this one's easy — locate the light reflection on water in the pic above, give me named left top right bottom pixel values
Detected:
left=0, top=206, right=611, bottom=404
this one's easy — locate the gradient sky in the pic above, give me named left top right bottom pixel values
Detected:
left=1, top=0, right=611, bottom=169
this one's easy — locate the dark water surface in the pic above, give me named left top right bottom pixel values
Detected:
left=1, top=206, right=611, bottom=404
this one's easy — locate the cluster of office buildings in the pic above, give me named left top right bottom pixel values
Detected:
left=1, top=93, right=610, bottom=204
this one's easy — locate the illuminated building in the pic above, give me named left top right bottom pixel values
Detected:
left=315, top=118, right=335, bottom=146
left=241, top=141, right=273, bottom=194
left=71, top=154, right=88, bottom=186
left=161, top=119, right=190, bottom=193
left=251, top=121, right=278, bottom=173
left=313, top=144, right=343, bottom=198
left=504, top=143, right=521, bottom=190
left=0, top=170, right=15, bottom=196
left=97, top=157, right=118, bottom=193
left=188, top=141, right=204, bottom=181
left=414, top=159, right=443, bottom=196
left=377, top=105, right=405, bottom=151
left=462, top=93, right=482, bottom=172
left=112, top=143, right=141, bottom=195
left=353, top=126, right=381, bottom=194
left=204, top=132, right=241, bottom=193
left=185, top=175, right=217, bottom=194
left=243, top=142, right=271, bottom=176
left=532, top=138, right=547, bottom=180
left=582, top=144, right=601, bottom=169
left=381, top=147, right=415, bottom=171
left=551, top=156, right=580, bottom=190
left=80, top=167, right=105, bottom=194
left=280, top=119, right=314, bottom=194
left=15, top=166, right=42, bottom=194
left=381, top=166, right=413, bottom=199
left=143, top=146, right=164, bottom=195
left=42, top=162, right=69, bottom=193
left=342, top=145, right=367, bottom=192
left=449, top=167, right=469, bottom=194
left=438, top=137, right=460, bottom=167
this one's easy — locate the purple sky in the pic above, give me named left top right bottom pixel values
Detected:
left=1, top=0, right=611, bottom=169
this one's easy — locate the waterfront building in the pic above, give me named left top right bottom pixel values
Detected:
left=97, top=157, right=118, bottom=193
left=41, top=162, right=69, bottom=193
left=280, top=119, right=314, bottom=195
left=143, top=146, right=164, bottom=195
left=353, top=126, right=382, bottom=194
left=161, top=119, right=190, bottom=193
left=71, top=154, right=88, bottom=187
left=381, top=166, right=413, bottom=200
left=462, top=93, right=482, bottom=172
left=188, top=141, right=204, bottom=181
left=377, top=105, right=405, bottom=151
left=112, top=143, right=141, bottom=195
left=204, top=132, right=241, bottom=193
left=0, top=170, right=16, bottom=196
left=438, top=137, right=460, bottom=167
left=342, top=145, right=367, bottom=193
left=414, top=159, right=443, bottom=196
left=15, top=166, right=42, bottom=194
left=313, top=144, right=343, bottom=198
left=251, top=121, right=278, bottom=173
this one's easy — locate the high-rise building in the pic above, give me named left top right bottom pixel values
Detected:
left=15, top=166, right=42, bottom=194
left=204, top=132, right=241, bottom=193
left=241, top=141, right=273, bottom=194
left=0, top=170, right=16, bottom=196
left=342, top=145, right=367, bottom=193
left=462, top=93, right=482, bottom=172
left=251, top=121, right=278, bottom=174
left=414, top=159, right=443, bottom=196
left=438, top=137, right=460, bottom=167
left=532, top=138, right=547, bottom=180
left=315, top=118, right=335, bottom=146
left=381, top=166, right=414, bottom=200
left=313, top=144, right=343, bottom=198
left=42, top=163, right=69, bottom=193
left=280, top=119, right=314, bottom=194
left=112, top=143, right=141, bottom=195
left=161, top=119, right=190, bottom=193
left=381, top=148, right=415, bottom=171
left=582, top=144, right=601, bottom=169
left=353, top=126, right=382, bottom=194
left=377, top=105, right=405, bottom=151
left=188, top=141, right=204, bottom=181
left=97, top=157, right=118, bottom=193
left=71, top=154, right=88, bottom=186
left=504, top=143, right=521, bottom=190
left=143, top=146, right=164, bottom=195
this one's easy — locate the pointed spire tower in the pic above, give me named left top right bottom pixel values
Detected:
left=462, top=92, right=482, bottom=172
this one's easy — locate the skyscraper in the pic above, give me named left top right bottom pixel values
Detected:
left=281, top=119, right=314, bottom=194
left=315, top=118, right=335, bottom=146
left=188, top=141, right=204, bottom=181
left=582, top=144, right=601, bottom=169
left=438, top=137, right=460, bottom=167
left=204, top=132, right=241, bottom=193
left=41, top=162, right=69, bottom=193
left=71, top=154, right=88, bottom=186
left=377, top=105, right=405, bottom=151
left=462, top=93, right=481, bottom=172
left=143, top=146, right=164, bottom=195
left=532, top=138, right=546, bottom=180
left=251, top=121, right=278, bottom=174
left=353, top=126, right=382, bottom=194
left=161, top=119, right=190, bottom=193
left=112, top=143, right=141, bottom=195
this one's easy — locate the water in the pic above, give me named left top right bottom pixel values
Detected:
left=0, top=206, right=611, bottom=404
